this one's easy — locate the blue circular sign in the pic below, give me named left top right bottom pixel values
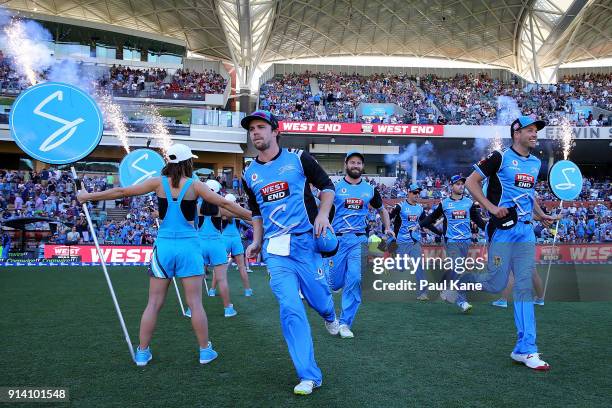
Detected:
left=9, top=82, right=103, bottom=165
left=548, top=160, right=583, bottom=201
left=119, top=149, right=165, bottom=187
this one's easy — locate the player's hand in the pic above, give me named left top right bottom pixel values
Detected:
left=489, top=206, right=509, bottom=218
left=245, top=242, right=261, bottom=258
left=314, top=214, right=333, bottom=237
left=384, top=228, right=396, bottom=238
left=539, top=214, right=558, bottom=227
left=76, top=192, right=90, bottom=204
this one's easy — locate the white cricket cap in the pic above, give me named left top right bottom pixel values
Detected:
left=166, top=144, right=198, bottom=163
left=224, top=193, right=237, bottom=202
left=205, top=179, right=222, bottom=193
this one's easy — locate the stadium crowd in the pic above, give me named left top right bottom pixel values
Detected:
left=1, top=56, right=228, bottom=98
left=98, top=65, right=168, bottom=95
left=98, top=66, right=227, bottom=97
left=0, top=169, right=160, bottom=249
left=258, top=71, right=612, bottom=126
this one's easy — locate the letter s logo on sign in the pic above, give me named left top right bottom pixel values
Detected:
left=260, top=181, right=290, bottom=202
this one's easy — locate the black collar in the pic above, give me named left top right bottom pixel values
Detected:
left=255, top=148, right=282, bottom=164
left=510, top=146, right=530, bottom=158
left=343, top=176, right=362, bottom=185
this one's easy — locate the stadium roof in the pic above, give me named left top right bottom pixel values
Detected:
left=3, top=0, right=611, bottom=84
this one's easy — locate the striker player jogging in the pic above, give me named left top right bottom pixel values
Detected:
left=390, top=183, right=441, bottom=300
left=328, top=151, right=394, bottom=338
left=241, top=110, right=338, bottom=396
left=459, top=116, right=557, bottom=370
left=419, top=174, right=486, bottom=312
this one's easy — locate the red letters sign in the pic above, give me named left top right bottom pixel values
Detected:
left=278, top=121, right=444, bottom=136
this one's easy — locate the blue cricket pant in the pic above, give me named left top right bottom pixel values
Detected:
left=458, top=222, right=538, bottom=354
left=397, top=241, right=427, bottom=295
left=263, top=233, right=336, bottom=385
left=327, top=233, right=367, bottom=328
left=444, top=240, right=471, bottom=281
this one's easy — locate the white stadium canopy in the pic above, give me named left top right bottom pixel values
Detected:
left=3, top=0, right=611, bottom=87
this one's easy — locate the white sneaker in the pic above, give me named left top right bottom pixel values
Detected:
left=416, top=293, right=429, bottom=301
left=440, top=289, right=458, bottom=304
left=339, top=324, right=354, bottom=338
left=510, top=352, right=550, bottom=371
left=457, top=301, right=473, bottom=313
left=324, top=318, right=340, bottom=335
left=293, top=380, right=319, bottom=395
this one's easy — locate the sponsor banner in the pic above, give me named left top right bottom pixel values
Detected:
left=442, top=125, right=611, bottom=140
left=0, top=260, right=148, bottom=267
left=0, top=259, right=268, bottom=267
left=44, top=245, right=154, bottom=263
left=279, top=121, right=444, bottom=136
left=418, top=244, right=611, bottom=264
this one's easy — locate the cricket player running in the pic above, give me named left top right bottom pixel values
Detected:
left=328, top=151, right=394, bottom=338
left=241, top=110, right=338, bottom=395
left=418, top=175, right=486, bottom=312
left=390, top=183, right=441, bottom=300
left=458, top=116, right=557, bottom=370
left=77, top=144, right=251, bottom=366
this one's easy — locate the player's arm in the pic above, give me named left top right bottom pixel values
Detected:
left=243, top=178, right=263, bottom=258
left=371, top=187, right=394, bottom=237
left=419, top=202, right=443, bottom=230
left=77, top=177, right=158, bottom=202
left=194, top=180, right=251, bottom=221
left=469, top=203, right=487, bottom=230
left=465, top=150, right=507, bottom=218
left=301, top=151, right=335, bottom=236
left=419, top=211, right=442, bottom=235
left=218, top=206, right=252, bottom=220
left=389, top=203, right=402, bottom=236
left=533, top=199, right=557, bottom=227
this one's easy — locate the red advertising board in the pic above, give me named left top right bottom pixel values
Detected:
left=44, top=244, right=611, bottom=265
left=44, top=245, right=154, bottom=263
left=420, top=243, right=612, bottom=264
left=278, top=121, right=444, bottom=136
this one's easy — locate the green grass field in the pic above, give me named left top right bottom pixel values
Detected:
left=1, top=266, right=610, bottom=407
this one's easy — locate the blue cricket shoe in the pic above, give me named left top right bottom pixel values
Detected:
left=135, top=346, right=152, bottom=366
left=199, top=342, right=218, bottom=364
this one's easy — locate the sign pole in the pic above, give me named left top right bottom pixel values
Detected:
left=542, top=200, right=564, bottom=299
left=72, top=167, right=135, bottom=361
left=544, top=159, right=584, bottom=301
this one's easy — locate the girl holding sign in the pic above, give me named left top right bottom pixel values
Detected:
left=78, top=144, right=251, bottom=366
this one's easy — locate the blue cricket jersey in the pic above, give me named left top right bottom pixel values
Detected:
left=331, top=177, right=383, bottom=234
left=420, top=196, right=486, bottom=242
left=474, top=147, right=541, bottom=222
left=242, top=148, right=334, bottom=239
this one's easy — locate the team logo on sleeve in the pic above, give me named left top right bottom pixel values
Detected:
left=260, top=181, right=289, bottom=202
left=344, top=198, right=364, bottom=210
left=451, top=210, right=467, bottom=219
left=514, top=173, right=535, bottom=189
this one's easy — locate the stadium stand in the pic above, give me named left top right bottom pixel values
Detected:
left=258, top=71, right=612, bottom=126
